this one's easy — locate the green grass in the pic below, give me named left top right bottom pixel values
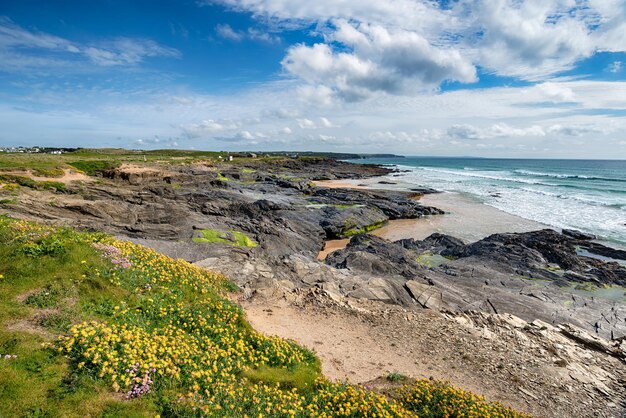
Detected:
left=242, top=363, right=321, bottom=391
left=32, top=168, right=65, bottom=178
left=342, top=220, right=387, bottom=238
left=216, top=173, right=230, bottom=182
left=0, top=149, right=227, bottom=178
left=415, top=252, right=450, bottom=268
left=386, top=372, right=408, bottom=382
left=67, top=161, right=119, bottom=176
left=192, top=229, right=258, bottom=247
left=0, top=175, right=68, bottom=193
left=0, top=218, right=155, bottom=417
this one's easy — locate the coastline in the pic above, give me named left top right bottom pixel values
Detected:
left=2, top=154, right=625, bottom=418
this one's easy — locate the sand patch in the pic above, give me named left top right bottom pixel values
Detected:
left=242, top=297, right=625, bottom=418
left=313, top=180, right=370, bottom=189
left=118, top=163, right=161, bottom=174
left=317, top=238, right=350, bottom=260
left=0, top=169, right=92, bottom=184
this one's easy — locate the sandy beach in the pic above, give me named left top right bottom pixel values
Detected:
left=316, top=177, right=547, bottom=259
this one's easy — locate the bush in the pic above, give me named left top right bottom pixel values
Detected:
left=395, top=379, right=531, bottom=418
left=387, top=372, right=408, bottom=382
left=38, top=181, right=67, bottom=193
left=33, top=168, right=65, bottom=178
left=21, top=235, right=66, bottom=257
left=68, top=160, right=119, bottom=176
left=0, top=175, right=36, bottom=188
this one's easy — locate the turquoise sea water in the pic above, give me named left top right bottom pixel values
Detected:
left=350, top=157, right=626, bottom=248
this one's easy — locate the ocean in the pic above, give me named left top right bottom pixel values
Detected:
left=349, top=157, right=626, bottom=248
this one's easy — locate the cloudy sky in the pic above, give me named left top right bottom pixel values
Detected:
left=0, top=0, right=625, bottom=158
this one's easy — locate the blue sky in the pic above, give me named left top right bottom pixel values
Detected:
left=0, top=0, right=625, bottom=158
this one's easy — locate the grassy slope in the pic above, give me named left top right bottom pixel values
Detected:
left=0, top=217, right=529, bottom=418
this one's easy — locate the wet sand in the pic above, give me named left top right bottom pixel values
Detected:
left=376, top=192, right=546, bottom=242
left=313, top=180, right=371, bottom=189
left=317, top=178, right=547, bottom=259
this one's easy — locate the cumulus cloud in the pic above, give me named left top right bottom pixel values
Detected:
left=296, top=117, right=336, bottom=129
left=283, top=20, right=476, bottom=100
left=297, top=118, right=316, bottom=129
left=467, top=0, right=596, bottom=79
left=212, top=0, right=626, bottom=100
left=533, top=82, right=576, bottom=103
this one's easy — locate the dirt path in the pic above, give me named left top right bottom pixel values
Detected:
left=243, top=297, right=625, bottom=418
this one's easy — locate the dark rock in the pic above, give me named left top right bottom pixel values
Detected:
left=311, top=187, right=443, bottom=219
left=326, top=234, right=426, bottom=279
left=319, top=206, right=387, bottom=239
left=562, top=229, right=597, bottom=240
left=579, top=242, right=626, bottom=261
left=410, top=187, right=438, bottom=194
left=397, top=233, right=465, bottom=255
left=448, top=229, right=626, bottom=286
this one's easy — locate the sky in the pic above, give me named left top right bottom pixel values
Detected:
left=0, top=0, right=625, bottom=158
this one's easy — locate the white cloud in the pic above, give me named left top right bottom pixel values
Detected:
left=3, top=72, right=625, bottom=158
left=297, top=118, right=317, bottom=129
left=215, top=23, right=245, bottom=41
left=446, top=122, right=608, bottom=141
left=283, top=20, right=476, bottom=100
left=296, top=117, right=336, bottom=129
left=607, top=61, right=622, bottom=73
left=0, top=17, right=180, bottom=70
left=83, top=38, right=179, bottom=66
left=533, top=82, right=576, bottom=103
left=212, top=0, right=626, bottom=101
left=181, top=119, right=241, bottom=138
left=319, top=117, right=333, bottom=128
left=280, top=127, right=292, bottom=134
left=467, top=0, right=596, bottom=79
left=215, top=23, right=279, bottom=43
left=237, top=130, right=255, bottom=140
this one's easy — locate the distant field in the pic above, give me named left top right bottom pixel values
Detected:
left=0, top=149, right=232, bottom=174
left=0, top=148, right=402, bottom=176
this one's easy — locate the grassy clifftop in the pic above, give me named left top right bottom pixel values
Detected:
left=0, top=217, right=528, bottom=417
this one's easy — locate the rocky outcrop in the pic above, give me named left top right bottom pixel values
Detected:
left=311, top=188, right=443, bottom=219
left=319, top=206, right=388, bottom=239
left=397, top=233, right=465, bottom=255
left=446, top=229, right=626, bottom=286
left=326, top=234, right=427, bottom=278
left=320, top=230, right=626, bottom=340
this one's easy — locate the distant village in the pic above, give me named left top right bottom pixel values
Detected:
left=0, top=146, right=77, bottom=154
